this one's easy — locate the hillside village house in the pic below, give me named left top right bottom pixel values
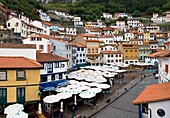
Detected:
left=98, top=35, right=114, bottom=44
left=138, top=44, right=151, bottom=62
left=23, top=34, right=73, bottom=69
left=100, top=50, right=123, bottom=64
left=124, top=32, right=135, bottom=41
left=36, top=52, right=68, bottom=84
left=85, top=28, right=101, bottom=35
left=72, top=43, right=87, bottom=67
left=102, top=27, right=118, bottom=35
left=149, top=40, right=158, bottom=53
left=102, top=13, right=113, bottom=19
left=73, top=17, right=84, bottom=28
left=66, top=27, right=77, bottom=36
left=101, top=44, right=118, bottom=52
left=116, top=21, right=126, bottom=32
left=127, top=19, right=143, bottom=29
left=0, top=44, right=42, bottom=112
left=133, top=82, right=170, bottom=118
left=114, top=34, right=124, bottom=42
left=119, top=43, right=139, bottom=64
left=31, top=20, right=51, bottom=35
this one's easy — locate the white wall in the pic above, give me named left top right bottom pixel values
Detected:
left=0, top=48, right=36, bottom=60
left=23, top=37, right=51, bottom=53
left=145, top=57, right=158, bottom=66
left=149, top=100, right=170, bottom=118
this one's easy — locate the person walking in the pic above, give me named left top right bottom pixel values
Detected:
left=71, top=106, right=75, bottom=118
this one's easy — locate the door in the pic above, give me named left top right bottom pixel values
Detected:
left=0, top=88, right=7, bottom=104
left=17, top=88, right=25, bottom=104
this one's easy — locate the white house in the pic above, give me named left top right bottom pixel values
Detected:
left=23, top=34, right=52, bottom=53
left=74, top=43, right=86, bottom=67
left=114, top=34, right=124, bottom=42
left=153, top=49, right=170, bottom=82
left=116, top=21, right=126, bottom=31
left=7, top=17, right=28, bottom=38
left=36, top=52, right=68, bottom=83
left=102, top=27, right=115, bottom=35
left=31, top=20, right=51, bottom=35
left=66, top=27, right=77, bottom=36
left=102, top=13, right=113, bottom=19
left=0, top=43, right=36, bottom=60
left=133, top=82, right=170, bottom=118
left=98, top=35, right=114, bottom=44
left=85, top=28, right=101, bottom=36
left=39, top=9, right=50, bottom=22
left=100, top=50, right=123, bottom=64
left=129, top=39, right=143, bottom=45
left=124, top=32, right=135, bottom=41
left=127, top=19, right=143, bottom=29
left=101, top=44, right=118, bottom=52
left=73, top=17, right=84, bottom=27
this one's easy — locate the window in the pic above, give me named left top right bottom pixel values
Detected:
left=119, top=54, right=121, bottom=57
left=17, top=70, right=26, bottom=80
left=92, top=49, right=94, bottom=53
left=116, top=60, right=118, bottom=62
left=116, top=54, right=118, bottom=57
left=31, top=37, right=36, bottom=41
left=61, top=64, right=65, bottom=68
left=55, top=62, right=59, bottom=68
left=47, top=63, right=53, bottom=73
left=81, top=48, right=84, bottom=51
left=80, top=59, right=82, bottom=62
left=0, top=71, right=7, bottom=80
left=0, top=88, right=7, bottom=104
left=157, top=109, right=165, bottom=117
left=130, top=50, right=133, bottom=52
left=80, top=54, right=82, bottom=57
left=8, top=23, right=10, bottom=27
left=135, top=50, right=137, bottom=52
left=119, top=59, right=121, bottom=62
left=96, top=49, right=98, bottom=53
left=77, top=47, right=80, bottom=51
left=76, top=54, right=78, bottom=57
left=111, top=54, right=113, bottom=57
left=107, top=60, right=110, bottom=63
left=39, top=45, right=44, bottom=50
left=165, top=64, right=168, bottom=74
left=83, top=54, right=85, bottom=57
left=125, top=50, right=128, bottom=52
left=108, top=55, right=110, bottom=57
left=83, top=59, right=85, bottom=62
left=37, top=37, right=42, bottom=41
left=88, top=49, right=90, bottom=53
left=126, top=56, right=128, bottom=58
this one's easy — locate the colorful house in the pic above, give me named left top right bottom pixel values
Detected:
left=119, top=43, right=139, bottom=64
left=0, top=56, right=42, bottom=111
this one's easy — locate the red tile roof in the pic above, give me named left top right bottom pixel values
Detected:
left=0, top=43, right=36, bottom=49
left=102, top=27, right=114, bottom=31
left=0, top=56, right=42, bottom=69
left=73, top=43, right=86, bottom=48
left=133, top=82, right=170, bottom=105
left=80, top=34, right=98, bottom=38
left=101, top=50, right=122, bottom=54
left=36, top=52, right=69, bottom=62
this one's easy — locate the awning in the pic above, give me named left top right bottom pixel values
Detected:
left=40, top=79, right=70, bottom=91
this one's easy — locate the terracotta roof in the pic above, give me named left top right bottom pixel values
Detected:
left=38, top=34, right=70, bottom=44
left=164, top=41, right=170, bottom=44
left=86, top=40, right=101, bottom=42
left=0, top=56, right=42, bottom=69
left=102, top=27, right=114, bottom=31
left=154, top=50, right=170, bottom=57
left=104, top=44, right=117, bottom=47
left=41, top=21, right=51, bottom=26
left=86, top=28, right=101, bottom=32
left=149, top=40, right=158, bottom=44
left=130, top=39, right=142, bottom=41
left=99, top=35, right=114, bottom=38
left=73, top=43, right=86, bottom=48
left=36, top=52, right=69, bottom=62
left=101, top=50, right=122, bottom=54
left=80, top=34, right=97, bottom=38
left=122, top=44, right=138, bottom=49
left=0, top=43, right=36, bottom=49
left=133, top=82, right=170, bottom=105
left=148, top=50, right=166, bottom=57
left=86, top=54, right=100, bottom=56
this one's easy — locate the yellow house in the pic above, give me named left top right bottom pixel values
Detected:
left=143, top=31, right=150, bottom=44
left=119, top=43, right=139, bottom=64
left=0, top=56, right=42, bottom=110
left=85, top=22, right=92, bottom=28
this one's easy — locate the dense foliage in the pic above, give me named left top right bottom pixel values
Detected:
left=43, top=0, right=170, bottom=21
left=0, top=0, right=45, bottom=20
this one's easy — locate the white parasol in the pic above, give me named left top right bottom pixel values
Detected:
left=96, top=84, right=111, bottom=89
left=4, top=103, right=24, bottom=115
left=43, top=95, right=61, bottom=103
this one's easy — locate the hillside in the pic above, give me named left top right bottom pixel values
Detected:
left=0, top=0, right=46, bottom=20
left=43, top=0, right=170, bottom=21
